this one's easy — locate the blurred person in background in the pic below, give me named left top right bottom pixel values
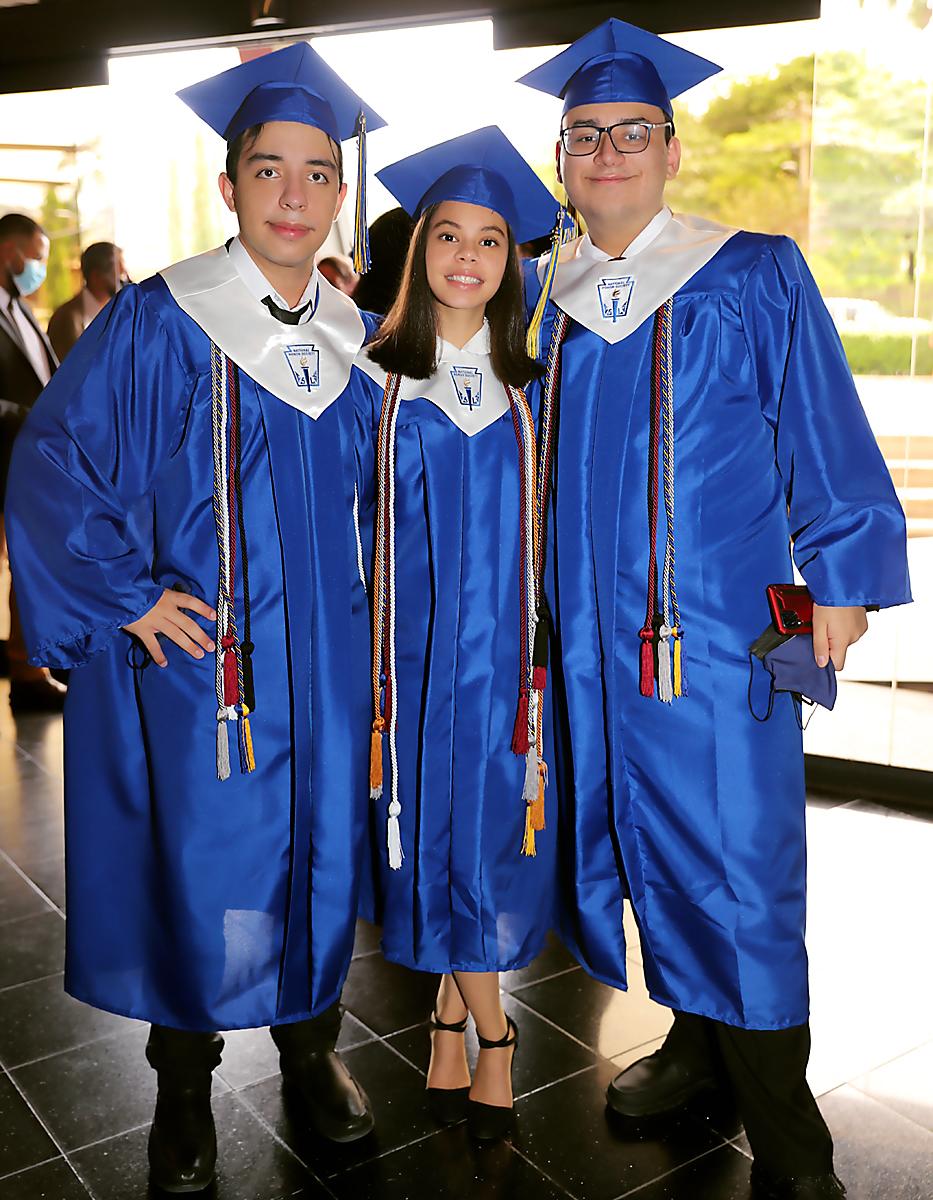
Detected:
left=47, top=241, right=129, bottom=361
left=316, top=252, right=357, bottom=295
left=353, top=205, right=414, bottom=314
left=0, top=212, right=66, bottom=711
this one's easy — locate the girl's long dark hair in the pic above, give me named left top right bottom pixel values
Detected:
left=366, top=203, right=542, bottom=388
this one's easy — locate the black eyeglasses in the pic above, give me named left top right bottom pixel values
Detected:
left=560, top=121, right=673, bottom=156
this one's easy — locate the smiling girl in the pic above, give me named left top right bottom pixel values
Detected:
left=355, top=128, right=559, bottom=1141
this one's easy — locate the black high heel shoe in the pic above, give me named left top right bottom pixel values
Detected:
left=467, top=1015, right=519, bottom=1141
left=426, top=1011, right=471, bottom=1125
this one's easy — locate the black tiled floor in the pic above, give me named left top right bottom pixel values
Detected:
left=328, top=1124, right=572, bottom=1199
left=513, top=961, right=673, bottom=1059
left=0, top=1070, right=57, bottom=1178
left=0, top=973, right=138, bottom=1070
left=1, top=705, right=932, bottom=1199
left=70, top=1092, right=331, bottom=1199
left=512, top=1059, right=724, bottom=1200
left=0, top=857, right=56, bottom=925
left=0, top=1158, right=91, bottom=1199
left=0, top=910, right=65, bottom=990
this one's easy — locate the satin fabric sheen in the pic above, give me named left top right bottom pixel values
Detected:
left=6, top=278, right=378, bottom=1031
left=525, top=232, right=911, bottom=1029
left=356, top=375, right=557, bottom=973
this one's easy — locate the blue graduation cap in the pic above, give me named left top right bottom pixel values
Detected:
left=517, top=18, right=721, bottom=117
left=177, top=42, right=385, bottom=145
left=177, top=42, right=387, bottom=271
left=376, top=126, right=559, bottom=247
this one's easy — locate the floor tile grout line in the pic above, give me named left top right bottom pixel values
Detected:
left=508, top=1143, right=582, bottom=1199
left=506, top=964, right=583, bottom=993
left=506, top=989, right=616, bottom=1055
left=11, top=742, right=58, bottom=779
left=0, top=845, right=65, bottom=917
left=0, top=969, right=65, bottom=997
left=513, top=1062, right=598, bottom=1104
left=1, top=1054, right=96, bottom=1198
left=0, top=907, right=65, bottom=931
left=225, top=1079, right=340, bottom=1193
left=614, top=1138, right=744, bottom=1199
left=0, top=1151, right=64, bottom=1183
left=61, top=1118, right=152, bottom=1158
left=3, top=1020, right=144, bottom=1074
left=846, top=1078, right=933, bottom=1139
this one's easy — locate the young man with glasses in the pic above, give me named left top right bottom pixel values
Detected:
left=519, top=20, right=910, bottom=1200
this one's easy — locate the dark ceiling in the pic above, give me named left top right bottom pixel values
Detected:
left=0, top=0, right=821, bottom=94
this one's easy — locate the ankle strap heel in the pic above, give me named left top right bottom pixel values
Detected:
left=430, top=1010, right=469, bottom=1034
left=475, top=1015, right=518, bottom=1050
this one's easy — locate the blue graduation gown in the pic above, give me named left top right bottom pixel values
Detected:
left=526, top=223, right=910, bottom=1029
left=355, top=333, right=556, bottom=974
left=6, top=266, right=378, bottom=1031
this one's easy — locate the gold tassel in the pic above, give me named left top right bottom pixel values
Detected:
left=521, top=802, right=537, bottom=857
left=532, top=763, right=546, bottom=831
left=673, top=635, right=684, bottom=698
left=241, top=711, right=256, bottom=773
left=526, top=217, right=562, bottom=360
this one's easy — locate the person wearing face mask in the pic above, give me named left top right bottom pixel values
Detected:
left=47, top=241, right=129, bottom=362
left=0, top=211, right=66, bottom=711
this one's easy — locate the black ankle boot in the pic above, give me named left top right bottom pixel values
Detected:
left=607, top=1014, right=719, bottom=1119
left=146, top=1027, right=223, bottom=1194
left=271, top=1007, right=374, bottom=1143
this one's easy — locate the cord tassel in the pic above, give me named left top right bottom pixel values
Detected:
left=657, top=625, right=674, bottom=703
left=526, top=205, right=576, bottom=359
left=387, top=798, right=403, bottom=870
left=639, top=630, right=655, bottom=697
left=216, top=709, right=231, bottom=781
left=521, top=802, right=537, bottom=857
left=370, top=722, right=384, bottom=799
left=673, top=632, right=685, bottom=697
left=523, top=744, right=539, bottom=802
left=352, top=111, right=370, bottom=274
left=240, top=709, right=256, bottom=773
left=531, top=762, right=546, bottom=831
left=511, top=690, right=530, bottom=754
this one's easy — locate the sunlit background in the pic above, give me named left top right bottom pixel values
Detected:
left=1, top=0, right=931, bottom=772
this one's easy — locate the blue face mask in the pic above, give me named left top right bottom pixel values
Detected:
left=13, top=257, right=47, bottom=297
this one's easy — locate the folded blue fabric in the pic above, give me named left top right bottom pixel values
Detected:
left=761, top=633, right=837, bottom=711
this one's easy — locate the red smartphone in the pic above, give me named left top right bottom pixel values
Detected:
left=766, top=584, right=814, bottom=635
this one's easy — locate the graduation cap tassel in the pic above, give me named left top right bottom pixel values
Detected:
left=526, top=205, right=575, bottom=360
left=352, top=111, right=371, bottom=275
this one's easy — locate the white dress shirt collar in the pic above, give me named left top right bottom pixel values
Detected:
left=577, top=207, right=673, bottom=263
left=437, top=319, right=491, bottom=362
left=228, top=236, right=319, bottom=318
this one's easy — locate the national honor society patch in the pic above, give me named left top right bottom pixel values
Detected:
left=597, top=276, right=636, bottom=323
left=284, top=345, right=321, bottom=391
left=450, top=366, right=483, bottom=410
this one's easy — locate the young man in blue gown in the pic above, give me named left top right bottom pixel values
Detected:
left=520, top=21, right=910, bottom=1200
left=6, top=44, right=384, bottom=1192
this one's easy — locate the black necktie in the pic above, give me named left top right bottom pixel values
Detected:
left=262, top=295, right=313, bottom=325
